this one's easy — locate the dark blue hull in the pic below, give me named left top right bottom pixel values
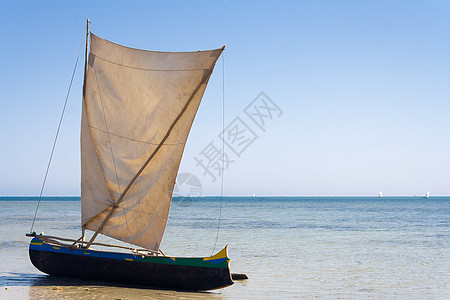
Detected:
left=29, top=237, right=233, bottom=291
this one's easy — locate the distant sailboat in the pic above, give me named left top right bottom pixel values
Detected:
left=424, top=192, right=430, bottom=199
left=378, top=192, right=383, bottom=198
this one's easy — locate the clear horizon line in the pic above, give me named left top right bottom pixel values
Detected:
left=1, top=194, right=448, bottom=198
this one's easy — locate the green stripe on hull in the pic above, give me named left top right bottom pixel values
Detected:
left=29, top=237, right=230, bottom=269
left=140, top=256, right=230, bottom=268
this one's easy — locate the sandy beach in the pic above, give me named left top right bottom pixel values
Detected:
left=1, top=284, right=228, bottom=300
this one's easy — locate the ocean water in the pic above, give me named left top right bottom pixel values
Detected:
left=0, top=196, right=449, bottom=299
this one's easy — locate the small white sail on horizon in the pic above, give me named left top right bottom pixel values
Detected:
left=424, top=191, right=430, bottom=199
left=378, top=192, right=383, bottom=198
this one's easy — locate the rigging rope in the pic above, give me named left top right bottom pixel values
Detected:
left=30, top=27, right=86, bottom=234
left=212, top=51, right=225, bottom=255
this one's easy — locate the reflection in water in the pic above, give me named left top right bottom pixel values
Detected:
left=1, top=273, right=45, bottom=287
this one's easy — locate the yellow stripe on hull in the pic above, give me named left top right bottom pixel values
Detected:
left=203, top=245, right=229, bottom=261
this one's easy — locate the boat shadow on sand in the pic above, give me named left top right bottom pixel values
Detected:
left=0, top=272, right=215, bottom=293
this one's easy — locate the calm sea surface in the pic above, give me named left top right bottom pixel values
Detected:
left=0, top=197, right=448, bottom=299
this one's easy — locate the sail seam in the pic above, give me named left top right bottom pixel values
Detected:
left=93, top=55, right=210, bottom=72
left=82, top=31, right=118, bottom=218
left=93, top=65, right=123, bottom=199
left=82, top=87, right=118, bottom=223
left=121, top=205, right=133, bottom=246
left=87, top=207, right=168, bottom=228
left=119, top=208, right=168, bottom=219
left=89, top=125, right=186, bottom=145
left=91, top=204, right=169, bottom=218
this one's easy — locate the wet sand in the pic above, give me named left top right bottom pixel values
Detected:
left=0, top=274, right=229, bottom=299
left=2, top=286, right=225, bottom=300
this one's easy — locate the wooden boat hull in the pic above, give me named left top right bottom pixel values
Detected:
left=29, top=237, right=233, bottom=291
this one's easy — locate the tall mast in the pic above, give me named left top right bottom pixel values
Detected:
left=83, top=19, right=90, bottom=98
left=81, top=18, right=90, bottom=241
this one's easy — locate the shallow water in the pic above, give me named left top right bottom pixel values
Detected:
left=0, top=197, right=449, bottom=299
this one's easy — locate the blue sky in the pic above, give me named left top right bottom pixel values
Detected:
left=1, top=0, right=449, bottom=196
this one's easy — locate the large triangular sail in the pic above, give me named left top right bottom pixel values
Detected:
left=81, top=33, right=223, bottom=251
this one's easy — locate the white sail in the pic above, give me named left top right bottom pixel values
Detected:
left=378, top=192, right=383, bottom=198
left=81, top=34, right=223, bottom=251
